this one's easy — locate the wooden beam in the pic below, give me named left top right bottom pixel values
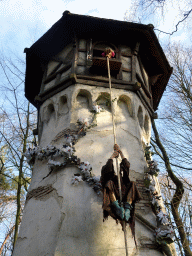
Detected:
left=76, top=74, right=135, bottom=85
left=138, top=55, right=150, bottom=89
left=71, top=37, right=78, bottom=74
left=48, top=62, right=63, bottom=77
left=132, top=55, right=136, bottom=83
left=44, top=63, right=72, bottom=84
left=38, top=78, right=74, bottom=104
left=133, top=42, right=140, bottom=56
left=122, top=67, right=132, bottom=72
left=77, top=78, right=136, bottom=91
left=137, top=90, right=154, bottom=116
left=136, top=73, right=152, bottom=99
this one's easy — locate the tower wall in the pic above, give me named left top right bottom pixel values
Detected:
left=14, top=11, right=176, bottom=255
left=13, top=84, right=169, bottom=256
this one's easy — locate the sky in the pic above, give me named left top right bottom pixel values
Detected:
left=0, top=0, right=133, bottom=52
left=0, top=0, right=191, bottom=56
left=0, top=0, right=191, bottom=116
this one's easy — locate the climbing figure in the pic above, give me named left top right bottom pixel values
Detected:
left=100, top=144, right=141, bottom=240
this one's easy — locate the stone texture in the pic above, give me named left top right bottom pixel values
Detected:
left=13, top=84, right=169, bottom=256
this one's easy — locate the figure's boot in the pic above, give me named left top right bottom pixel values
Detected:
left=124, top=202, right=132, bottom=221
left=112, top=200, right=125, bottom=220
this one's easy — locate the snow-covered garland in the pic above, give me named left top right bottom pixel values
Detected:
left=144, top=144, right=174, bottom=247
left=25, top=105, right=104, bottom=195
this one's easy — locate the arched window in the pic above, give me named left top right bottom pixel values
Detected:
left=76, top=89, right=92, bottom=109
left=58, top=95, right=68, bottom=115
left=137, top=106, right=143, bottom=128
left=118, top=95, right=133, bottom=117
left=144, top=115, right=149, bottom=134
left=42, top=103, right=56, bottom=124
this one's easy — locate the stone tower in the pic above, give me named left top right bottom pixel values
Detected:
left=13, top=11, right=176, bottom=256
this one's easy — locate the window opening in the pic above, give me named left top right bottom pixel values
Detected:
left=91, top=42, right=120, bottom=79
left=137, top=106, right=143, bottom=128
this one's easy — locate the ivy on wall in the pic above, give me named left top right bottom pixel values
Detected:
left=25, top=105, right=104, bottom=194
left=144, top=144, right=174, bottom=254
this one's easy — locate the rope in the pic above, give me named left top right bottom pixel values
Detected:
left=107, top=56, right=128, bottom=256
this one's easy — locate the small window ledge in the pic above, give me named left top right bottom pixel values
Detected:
left=91, top=57, right=122, bottom=71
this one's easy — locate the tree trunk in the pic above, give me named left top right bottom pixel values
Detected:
left=13, top=102, right=30, bottom=249
left=152, top=119, right=192, bottom=256
left=0, top=225, right=15, bottom=255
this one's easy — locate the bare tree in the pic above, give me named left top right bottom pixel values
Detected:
left=158, top=43, right=192, bottom=176
left=148, top=42, right=192, bottom=256
left=158, top=170, right=192, bottom=255
left=0, top=51, right=36, bottom=254
left=152, top=119, right=192, bottom=256
left=124, top=0, right=192, bottom=36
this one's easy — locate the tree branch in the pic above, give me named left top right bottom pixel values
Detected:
left=0, top=224, right=16, bottom=255
left=152, top=119, right=192, bottom=256
left=154, top=8, right=192, bottom=35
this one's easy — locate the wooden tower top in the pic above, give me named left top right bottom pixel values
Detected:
left=24, top=11, right=172, bottom=113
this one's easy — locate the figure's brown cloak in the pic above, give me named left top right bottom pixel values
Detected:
left=100, top=158, right=141, bottom=244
